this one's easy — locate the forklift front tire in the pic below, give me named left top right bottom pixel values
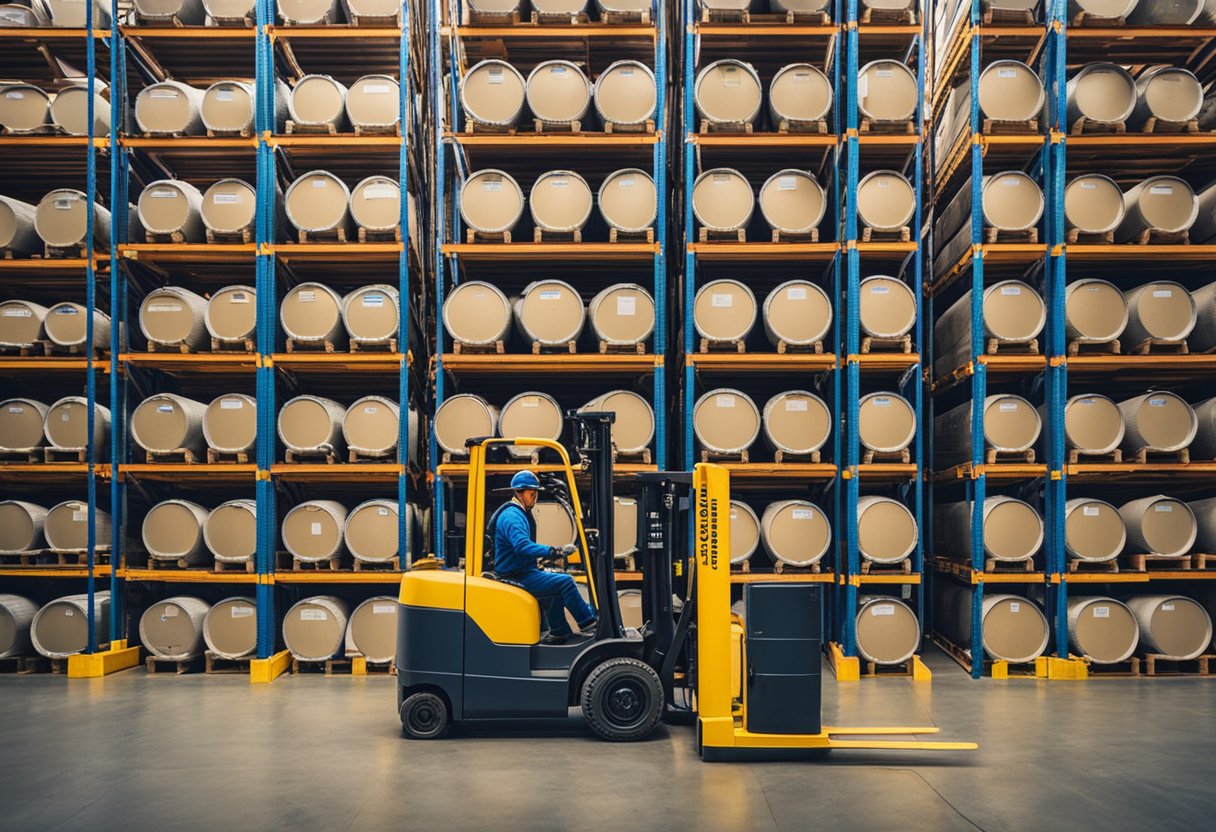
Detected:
left=580, top=658, right=664, bottom=742
left=400, top=691, right=450, bottom=740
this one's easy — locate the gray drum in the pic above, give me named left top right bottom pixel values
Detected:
left=0, top=398, right=47, bottom=453
left=1065, top=498, right=1126, bottom=563
left=858, top=391, right=916, bottom=454
left=857, top=60, right=918, bottom=123
left=758, top=170, right=826, bottom=236
left=0, top=300, right=46, bottom=349
left=1127, top=0, right=1202, bottom=23
left=0, top=84, right=51, bottom=134
left=344, top=500, right=400, bottom=565
left=1066, top=0, right=1139, bottom=21
left=859, top=276, right=917, bottom=339
left=460, top=170, right=525, bottom=235
left=579, top=391, right=654, bottom=456
left=205, top=285, right=257, bottom=345
left=44, top=396, right=110, bottom=460
left=529, top=171, right=593, bottom=234
left=0, top=501, right=47, bottom=554
left=588, top=283, right=655, bottom=348
left=1067, top=596, right=1138, bottom=664
left=1130, top=67, right=1203, bottom=130
left=134, top=0, right=206, bottom=24
left=283, top=596, right=349, bottom=662
left=283, top=502, right=348, bottom=564
left=278, top=395, right=345, bottom=456
left=977, top=61, right=1044, bottom=124
left=761, top=500, right=831, bottom=568
left=0, top=594, right=37, bottom=658
left=0, top=196, right=39, bottom=256
left=346, top=75, right=399, bottom=131
left=203, top=394, right=256, bottom=454
left=434, top=394, right=499, bottom=456
left=856, top=496, right=918, bottom=565
left=202, top=597, right=257, bottom=660
left=935, top=497, right=1043, bottom=563
left=513, top=279, right=584, bottom=346
left=139, top=286, right=209, bottom=351
left=934, top=394, right=1041, bottom=467
left=138, top=596, right=210, bottom=661
left=856, top=170, right=916, bottom=232
left=762, top=390, right=831, bottom=456
left=534, top=501, right=577, bottom=549
left=1067, top=64, right=1136, bottom=128
left=0, top=3, right=48, bottom=25
left=203, top=500, right=256, bottom=564
left=142, top=499, right=210, bottom=565
left=763, top=280, right=832, bottom=348
left=350, top=178, right=414, bottom=243
left=44, top=502, right=112, bottom=553
left=1194, top=281, right=1216, bottom=352
left=855, top=596, right=920, bottom=666
left=598, top=169, right=657, bottom=234
left=768, top=63, right=832, bottom=127
left=1064, top=174, right=1126, bottom=236
left=131, top=394, right=207, bottom=455
left=694, top=389, right=761, bottom=455
left=343, top=283, right=399, bottom=346
left=1065, top=279, right=1128, bottom=344
left=442, top=281, right=512, bottom=348
left=593, top=61, right=656, bottom=128
left=526, top=61, right=591, bottom=127
left=531, top=0, right=589, bottom=21
left=1122, top=281, right=1197, bottom=346
left=692, top=168, right=754, bottom=233
left=344, top=596, right=399, bottom=663
left=343, top=396, right=399, bottom=457
left=1126, top=595, right=1212, bottom=661
left=1189, top=496, right=1216, bottom=553
left=1116, top=176, right=1198, bottom=243
left=1194, top=397, right=1216, bottom=459
left=201, top=82, right=257, bottom=136
left=498, top=392, right=562, bottom=460
left=461, top=61, right=527, bottom=128
left=1118, top=495, right=1197, bottom=557
left=1117, top=392, right=1197, bottom=456
left=934, top=281, right=1045, bottom=378
left=1062, top=393, right=1125, bottom=455
left=694, top=60, right=762, bottom=127
left=43, top=303, right=111, bottom=353
left=31, top=593, right=110, bottom=659
left=135, top=81, right=205, bottom=136
left=285, top=171, right=352, bottom=237
left=694, top=279, right=757, bottom=343
left=45, top=0, right=112, bottom=26
left=281, top=282, right=346, bottom=346
left=728, top=501, right=761, bottom=566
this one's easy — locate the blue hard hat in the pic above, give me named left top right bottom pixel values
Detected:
left=510, top=470, right=541, bottom=491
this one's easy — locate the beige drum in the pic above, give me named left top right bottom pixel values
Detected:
left=762, top=391, right=830, bottom=456
left=460, top=169, right=525, bottom=235
left=285, top=171, right=351, bottom=237
left=1066, top=63, right=1136, bottom=127
left=856, top=171, right=916, bottom=232
left=534, top=501, right=576, bottom=547
left=0, top=501, right=47, bottom=553
left=1064, top=278, right=1127, bottom=343
left=1064, top=498, right=1126, bottom=563
left=763, top=280, right=832, bottom=348
left=498, top=392, right=562, bottom=459
left=593, top=61, right=656, bottom=128
left=283, top=596, right=349, bottom=661
left=206, top=285, right=257, bottom=345
left=143, top=499, right=210, bottom=564
left=1066, top=0, right=1138, bottom=21
left=768, top=63, right=832, bottom=127
left=44, top=397, right=110, bottom=460
left=203, top=597, right=257, bottom=659
left=0, top=4, right=47, bottom=25
left=526, top=61, right=591, bottom=126
left=855, top=596, right=920, bottom=665
left=531, top=0, right=589, bottom=19
left=139, top=286, right=209, bottom=350
left=761, top=500, right=830, bottom=567
left=858, top=391, right=916, bottom=454
left=278, top=395, right=345, bottom=456
left=283, top=502, right=348, bottom=563
left=138, top=597, right=211, bottom=662
left=135, top=81, right=205, bottom=136
left=614, top=496, right=638, bottom=560
left=346, top=75, right=399, bottom=131
left=977, top=61, right=1044, bottom=123
left=856, top=496, right=918, bottom=564
left=976, top=594, right=1049, bottom=664
left=1122, top=281, right=1196, bottom=345
left=350, top=177, right=407, bottom=240
left=131, top=394, right=207, bottom=455
left=1067, top=597, right=1138, bottom=664
left=857, top=60, right=917, bottom=123
left=343, top=284, right=399, bottom=346
left=345, top=596, right=398, bottom=663
left=44, top=502, right=112, bottom=552
left=617, top=589, right=643, bottom=631
left=694, top=279, right=757, bottom=344
left=31, top=593, right=110, bottom=659
left=530, top=171, right=593, bottom=233
left=1062, top=393, right=1125, bottom=455
left=442, top=281, right=513, bottom=348
left=1130, top=67, right=1203, bottom=129
left=343, top=395, right=399, bottom=457
left=598, top=169, right=657, bottom=234
left=588, top=284, right=655, bottom=348
left=0, top=84, right=51, bottom=133
left=694, top=389, right=760, bottom=455
left=281, top=282, right=346, bottom=346
left=0, top=300, right=46, bottom=348
left=1126, top=595, right=1212, bottom=661
left=980, top=172, right=1044, bottom=231
left=35, top=190, right=113, bottom=251
left=461, top=61, right=527, bottom=128
left=50, top=83, right=110, bottom=136
left=981, top=497, right=1045, bottom=562
left=694, top=60, right=762, bottom=127
left=859, top=276, right=917, bottom=338
left=984, top=394, right=1042, bottom=454
left=201, top=179, right=257, bottom=239
left=1116, top=176, right=1198, bottom=243
left=0, top=398, right=47, bottom=453
left=201, top=81, right=255, bottom=135
left=513, top=279, right=585, bottom=346
left=434, top=394, right=499, bottom=456
left=1118, top=392, right=1197, bottom=455
left=204, top=500, right=256, bottom=564
left=580, top=391, right=654, bottom=456
left=758, top=170, right=826, bottom=236
left=729, top=501, right=761, bottom=566
left=692, top=168, right=754, bottom=233
left=1064, top=174, right=1126, bottom=236
left=0, top=196, right=40, bottom=256
left=288, top=75, right=348, bottom=132
left=345, top=500, right=400, bottom=565
left=1119, top=495, right=1197, bottom=557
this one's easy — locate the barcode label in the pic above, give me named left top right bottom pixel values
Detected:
left=1149, top=185, right=1173, bottom=195
left=1162, top=603, right=1175, bottom=611
left=231, top=606, right=254, bottom=618
left=373, top=604, right=395, bottom=614
left=1093, top=606, right=1110, bottom=618
left=2, top=308, right=31, bottom=317
left=157, top=405, right=174, bottom=413
left=364, top=186, right=396, bottom=200
left=871, top=604, right=895, bottom=616
left=711, top=293, right=732, bottom=307
left=778, top=176, right=797, bottom=191
left=1083, top=506, right=1100, bottom=516
left=538, top=290, right=561, bottom=300
left=787, top=287, right=807, bottom=300
left=715, top=395, right=735, bottom=408
left=1154, top=504, right=1173, bottom=512
left=228, top=292, right=249, bottom=303
left=870, top=285, right=890, bottom=294
left=1148, top=398, right=1166, bottom=406
left=215, top=89, right=235, bottom=102
left=310, top=522, right=323, bottom=535
left=298, top=291, right=316, bottom=302
left=147, top=303, right=182, bottom=312
left=792, top=509, right=814, bottom=520
left=997, top=69, right=1017, bottom=78
left=785, top=399, right=808, bottom=412
left=1151, top=290, right=1172, bottom=298
left=362, top=294, right=384, bottom=307
left=1009, top=602, right=1021, bottom=612
left=617, top=176, right=635, bottom=188
left=998, top=402, right=1018, bottom=411
left=311, top=179, right=327, bottom=189
left=1000, top=286, right=1022, bottom=295
left=363, top=84, right=392, bottom=94
left=213, top=193, right=239, bottom=204
left=149, top=90, right=179, bottom=99
left=872, top=397, right=891, bottom=407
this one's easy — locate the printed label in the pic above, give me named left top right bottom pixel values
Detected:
left=793, top=71, right=810, bottom=82
left=487, top=68, right=503, bottom=84
left=1149, top=185, right=1173, bottom=195
left=482, top=179, right=502, bottom=192
left=147, top=303, right=182, bottom=312
left=997, top=69, right=1017, bottom=78
left=1154, top=503, right=1173, bottom=512
left=713, top=173, right=730, bottom=184
left=377, top=508, right=389, bottom=516
left=1000, top=176, right=1021, bottom=187
left=228, top=292, right=249, bottom=303
left=297, top=291, right=316, bottom=302
left=1093, top=606, right=1110, bottom=618
left=361, top=294, right=384, bottom=307
left=872, top=397, right=891, bottom=407
left=4, top=91, right=24, bottom=99
left=871, top=604, right=895, bottom=616
left=363, top=84, right=392, bottom=94
left=1081, top=398, right=1096, bottom=405
left=162, top=606, right=179, bottom=618
left=538, top=290, right=562, bottom=300
left=710, top=293, right=733, bottom=307
left=73, top=510, right=87, bottom=521
left=150, top=189, right=177, bottom=199
left=723, top=66, right=740, bottom=88
left=7, top=406, right=22, bottom=413
left=791, top=509, right=814, bottom=520
left=65, top=609, right=74, bottom=617
left=149, top=90, right=179, bottom=99
left=157, top=404, right=174, bottom=413
left=785, top=399, right=808, bottom=412
left=1000, top=286, right=1022, bottom=295
left=876, top=179, right=890, bottom=188
left=54, top=199, right=74, bottom=210
left=778, top=176, right=797, bottom=191
left=364, top=185, right=396, bottom=200
left=547, top=178, right=569, bottom=187
left=215, top=89, right=235, bottom=102
left=1083, top=506, right=1100, bottom=516
left=616, top=296, right=636, bottom=316
left=998, top=401, right=1019, bottom=411
left=231, top=606, right=254, bottom=618
left=875, top=70, right=893, bottom=78
left=1080, top=181, right=1096, bottom=190
left=787, top=287, right=807, bottom=300
left=1151, top=290, right=1172, bottom=298
left=300, top=609, right=327, bottom=621
left=620, top=68, right=635, bottom=77
left=1162, top=603, right=1175, bottom=611
left=715, top=395, right=735, bottom=408
left=550, top=66, right=567, bottom=75
left=1148, top=398, right=1166, bottom=407
left=310, top=179, right=327, bottom=189
left=522, top=397, right=540, bottom=408
left=2, top=308, right=31, bottom=317
left=220, top=398, right=244, bottom=410
left=869, top=285, right=889, bottom=294
left=311, top=522, right=323, bottom=535
left=1009, top=602, right=1021, bottom=612
left=212, top=193, right=239, bottom=204
left=617, top=176, right=635, bottom=188
left=363, top=406, right=379, bottom=414
left=373, top=604, right=395, bottom=614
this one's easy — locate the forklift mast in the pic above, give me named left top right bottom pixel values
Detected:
left=568, top=411, right=624, bottom=641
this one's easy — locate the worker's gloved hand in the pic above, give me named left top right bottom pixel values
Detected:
left=557, top=544, right=578, bottom=557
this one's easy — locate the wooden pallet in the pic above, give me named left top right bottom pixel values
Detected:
left=1065, top=228, right=1115, bottom=245
left=463, top=121, right=517, bottom=136
left=984, top=558, right=1037, bottom=573
left=1083, top=656, right=1140, bottom=677
left=1126, top=553, right=1193, bottom=573
left=533, top=118, right=582, bottom=134
left=859, top=118, right=915, bottom=135
left=146, top=557, right=212, bottom=571
left=986, top=447, right=1035, bottom=464
left=860, top=6, right=915, bottom=23
left=460, top=6, right=519, bottom=24
left=1071, top=12, right=1125, bottom=26
left=43, top=245, right=91, bottom=260
left=18, top=656, right=69, bottom=674
left=144, top=229, right=192, bottom=245
left=352, top=558, right=400, bottom=572
left=983, top=117, right=1039, bottom=134
left=608, top=227, right=655, bottom=244
left=1067, top=337, right=1120, bottom=356
left=146, top=655, right=203, bottom=675
left=452, top=340, right=505, bottom=355
left=48, top=550, right=111, bottom=566
left=1070, top=117, right=1125, bottom=135
left=1128, top=447, right=1189, bottom=465
left=207, top=448, right=251, bottom=465
left=350, top=338, right=398, bottom=353
left=771, top=228, right=819, bottom=244
left=531, top=339, right=577, bottom=355
left=613, top=447, right=652, bottom=466
left=773, top=561, right=821, bottom=575
left=860, top=558, right=912, bottom=575
left=985, top=226, right=1038, bottom=244
left=465, top=229, right=511, bottom=244
left=350, top=656, right=396, bottom=676
left=861, top=334, right=913, bottom=354
left=775, top=339, right=825, bottom=355
left=0, top=551, right=48, bottom=567
left=146, top=340, right=197, bottom=354
left=0, top=656, right=24, bottom=673
left=599, top=340, right=647, bottom=355
left=211, top=337, right=255, bottom=354
left=986, top=337, right=1039, bottom=356
left=1131, top=228, right=1189, bottom=246
left=284, top=121, right=339, bottom=136
left=144, top=448, right=200, bottom=464
left=1191, top=554, right=1216, bottom=571
left=862, top=447, right=911, bottom=464
left=285, top=337, right=342, bottom=353
left=297, top=226, right=350, bottom=244
left=349, top=448, right=395, bottom=464
left=699, top=336, right=746, bottom=354
left=207, top=125, right=254, bottom=138
left=357, top=225, right=402, bottom=243
left=603, top=119, right=655, bottom=135
left=701, top=448, right=748, bottom=464
left=774, top=449, right=821, bottom=464
left=861, top=657, right=919, bottom=678
left=531, top=10, right=588, bottom=25
left=214, top=559, right=255, bottom=574
left=931, top=633, right=1044, bottom=679
left=698, top=227, right=746, bottom=243
left=205, top=652, right=253, bottom=674
left=699, top=118, right=752, bottom=135
left=291, top=656, right=349, bottom=675
left=284, top=448, right=339, bottom=464
left=290, top=556, right=344, bottom=572
left=1141, top=117, right=1198, bottom=135
left=777, top=118, right=829, bottom=134
left=1128, top=338, right=1188, bottom=356
left=42, top=343, right=105, bottom=358
left=0, top=448, right=41, bottom=463
left=861, top=225, right=911, bottom=243
left=0, top=342, right=47, bottom=357
left=1142, top=654, right=1213, bottom=677
left=1067, top=558, right=1120, bottom=574
left=205, top=228, right=254, bottom=245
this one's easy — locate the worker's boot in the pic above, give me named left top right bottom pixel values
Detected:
left=578, top=619, right=597, bottom=637
left=541, top=631, right=570, bottom=645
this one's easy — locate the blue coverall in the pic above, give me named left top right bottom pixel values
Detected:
left=493, top=501, right=596, bottom=637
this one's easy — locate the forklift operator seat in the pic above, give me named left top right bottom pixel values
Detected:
left=467, top=574, right=542, bottom=645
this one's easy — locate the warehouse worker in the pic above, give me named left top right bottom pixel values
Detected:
left=490, top=470, right=598, bottom=645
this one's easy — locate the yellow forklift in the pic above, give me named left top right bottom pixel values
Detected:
left=396, top=412, right=974, bottom=757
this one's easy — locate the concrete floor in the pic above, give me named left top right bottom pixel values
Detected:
left=1, top=647, right=1213, bottom=832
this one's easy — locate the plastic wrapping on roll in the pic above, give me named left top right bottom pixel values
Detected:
left=1118, top=495, right=1197, bottom=557
left=142, top=499, right=211, bottom=565
left=1117, top=392, right=1197, bottom=455
left=139, top=286, right=209, bottom=350
left=0, top=196, right=41, bottom=255
left=0, top=501, right=48, bottom=554
left=31, top=592, right=110, bottom=658
left=134, top=0, right=206, bottom=24
left=283, top=502, right=349, bottom=563
left=131, top=394, right=207, bottom=454
left=139, top=596, right=211, bottom=661
left=282, top=596, right=349, bottom=661
left=203, top=597, right=258, bottom=659
left=0, top=398, right=48, bottom=452
left=136, top=81, right=206, bottom=136
left=0, top=594, right=37, bottom=658
left=935, top=497, right=1043, bottom=563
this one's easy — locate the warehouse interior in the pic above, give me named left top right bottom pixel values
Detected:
left=2, top=0, right=1216, bottom=828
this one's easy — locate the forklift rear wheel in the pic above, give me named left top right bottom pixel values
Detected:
left=580, top=657, right=664, bottom=742
left=400, top=691, right=450, bottom=740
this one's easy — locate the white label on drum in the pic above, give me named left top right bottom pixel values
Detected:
left=998, top=401, right=1018, bottom=411
left=62, top=412, right=71, bottom=420
left=778, top=176, right=797, bottom=191
left=150, top=90, right=179, bottom=99
left=362, top=294, right=384, bottom=307
left=997, top=69, right=1017, bottom=78
left=229, top=292, right=249, bottom=303
left=550, top=66, right=567, bottom=75
left=1009, top=602, right=1021, bottom=612
left=1081, top=398, right=1096, bottom=405
left=220, top=398, right=244, bottom=410
left=785, top=399, right=808, bottom=412
left=231, top=606, right=254, bottom=618
left=1162, top=603, right=1175, bottom=611
left=871, top=604, right=895, bottom=616
left=538, top=290, right=561, bottom=300
left=617, top=176, right=635, bottom=188
left=1001, top=176, right=1020, bottom=187
left=1080, top=181, right=1096, bottom=189
left=876, top=179, right=890, bottom=188
left=157, top=405, right=174, bottom=413
left=373, top=603, right=395, bottom=614
left=1148, top=398, right=1166, bottom=407
left=363, top=406, right=379, bottom=414
left=150, top=189, right=177, bottom=199
left=212, top=193, right=239, bottom=204
left=162, top=605, right=179, bottom=618
left=1154, top=503, right=1173, bottom=512
left=54, top=199, right=74, bottom=210
left=715, top=395, right=735, bottom=408
left=522, top=397, right=539, bottom=408
left=1149, top=185, right=1173, bottom=195
left=872, top=397, right=891, bottom=407
left=73, top=510, right=87, bottom=521
left=723, top=66, right=740, bottom=88
left=147, top=303, right=182, bottom=312
left=787, top=287, right=806, bottom=300
left=311, top=522, right=323, bottom=535
left=482, top=179, right=502, bottom=192
left=616, top=296, right=636, bottom=316
left=311, top=179, right=327, bottom=189
left=1083, top=506, right=1100, bottom=516
left=2, top=308, right=31, bottom=317
left=1000, top=286, right=1021, bottom=295
left=363, top=84, right=392, bottom=94
left=791, top=509, right=814, bottom=520
left=487, top=68, right=503, bottom=84
left=7, top=406, right=22, bottom=413
left=300, top=609, right=327, bottom=621
left=4, top=91, right=24, bottom=99
left=876, top=70, right=893, bottom=78
left=64, top=609, right=74, bottom=617
left=215, top=89, right=235, bottom=102
left=869, top=285, right=889, bottom=294
left=548, top=178, right=568, bottom=187
left=364, top=186, right=396, bottom=199
left=298, top=291, right=316, bottom=302
left=1093, top=606, right=1109, bottom=618
left=377, top=508, right=389, bottom=516
left=711, top=294, right=732, bottom=307
left=793, top=71, right=810, bottom=82
left=713, top=174, right=730, bottom=184
left=1151, top=290, right=1172, bottom=298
